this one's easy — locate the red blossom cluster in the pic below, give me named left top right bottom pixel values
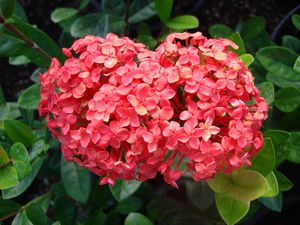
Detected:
left=39, top=32, right=268, bottom=188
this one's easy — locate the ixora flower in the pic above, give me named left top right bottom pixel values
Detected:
left=39, top=32, right=268, bottom=188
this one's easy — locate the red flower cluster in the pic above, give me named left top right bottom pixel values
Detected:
left=39, top=32, right=268, bottom=188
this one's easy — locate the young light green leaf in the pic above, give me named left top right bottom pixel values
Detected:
left=4, top=119, right=35, bottom=147
left=238, top=54, right=254, bottom=67
left=248, top=138, right=275, bottom=176
left=263, top=171, right=279, bottom=197
left=124, top=212, right=153, bottom=225
left=282, top=35, right=300, bottom=54
left=274, top=170, right=293, bottom=191
left=116, top=196, right=142, bottom=215
left=292, top=14, right=300, bottom=31
left=208, top=24, right=234, bottom=38
left=0, top=196, right=21, bottom=219
left=207, top=173, right=232, bottom=193
left=51, top=8, right=78, bottom=23
left=110, top=179, right=141, bottom=202
left=165, top=15, right=199, bottom=30
left=2, top=156, right=44, bottom=199
left=10, top=142, right=32, bottom=180
left=71, top=13, right=102, bottom=37
left=294, top=55, right=300, bottom=73
left=9, top=55, right=30, bottom=65
left=18, top=84, right=40, bottom=110
left=0, top=34, right=29, bottom=57
left=154, top=0, right=173, bottom=22
left=229, top=32, right=246, bottom=55
left=259, top=192, right=282, bottom=212
left=258, top=81, right=275, bottom=105
left=0, top=0, right=16, bottom=18
left=287, top=132, right=300, bottom=163
left=0, top=145, right=9, bottom=166
left=0, top=166, right=19, bottom=189
left=215, top=193, right=250, bottom=225
left=61, top=157, right=91, bottom=203
left=274, top=87, right=300, bottom=112
left=128, top=2, right=156, bottom=24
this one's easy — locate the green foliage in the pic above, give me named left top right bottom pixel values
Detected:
left=0, top=0, right=16, bottom=18
left=154, top=0, right=173, bottom=22
left=124, top=212, right=153, bottom=225
left=18, top=84, right=40, bottom=110
left=208, top=24, right=233, bottom=38
left=51, top=8, right=78, bottom=23
left=165, top=15, right=199, bottom=30
left=109, top=179, right=141, bottom=202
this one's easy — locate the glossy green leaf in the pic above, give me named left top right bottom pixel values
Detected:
left=185, top=180, right=214, bottom=211
left=0, top=34, right=29, bottom=57
left=0, top=103, right=20, bottom=120
left=124, top=212, right=153, bottom=225
left=0, top=166, right=18, bottom=189
left=282, top=35, right=300, bottom=54
left=238, top=54, right=254, bottom=67
left=259, top=192, right=282, bottom=212
left=61, top=157, right=91, bottom=203
left=9, top=55, right=30, bottom=65
left=10, top=142, right=32, bottom=180
left=292, top=14, right=300, bottom=31
left=101, top=0, right=125, bottom=17
left=154, top=0, right=173, bottom=22
left=29, top=139, right=47, bottom=162
left=53, top=196, right=77, bottom=225
left=294, top=55, right=300, bottom=73
left=12, top=211, right=33, bottom=225
left=230, top=170, right=269, bottom=201
left=248, top=138, right=275, bottom=176
left=0, top=145, right=9, bottom=166
left=129, top=2, right=156, bottom=24
left=263, top=130, right=291, bottom=165
left=241, top=16, right=265, bottom=39
left=274, top=87, right=300, bottom=112
left=0, top=0, right=16, bottom=18
left=51, top=8, right=78, bottom=23
left=95, top=14, right=126, bottom=37
left=116, top=196, right=142, bottom=215
left=215, top=193, right=250, bottom=225
left=287, top=132, right=300, bottom=163
left=229, top=32, right=246, bottom=55
left=274, top=170, right=293, bottom=191
left=263, top=171, right=279, bottom=197
left=208, top=24, right=234, bottom=38
left=258, top=81, right=275, bottom=105
left=0, top=196, right=20, bottom=219
left=25, top=202, right=49, bottom=225
left=110, top=179, right=141, bottom=202
left=257, top=46, right=300, bottom=88
left=4, top=119, right=35, bottom=147
left=2, top=156, right=44, bottom=199
left=71, top=13, right=102, bottom=37
left=18, top=84, right=40, bottom=110
left=165, top=15, right=199, bottom=30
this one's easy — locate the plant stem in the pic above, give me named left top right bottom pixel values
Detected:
left=0, top=16, right=52, bottom=63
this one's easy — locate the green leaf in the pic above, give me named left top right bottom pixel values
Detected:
left=294, top=55, right=300, bottom=73
left=263, top=171, right=279, bottom=197
left=0, top=34, right=29, bottom=57
left=124, top=212, right=153, bottom=225
left=116, top=196, right=142, bottom=215
left=274, top=170, right=293, bottom=191
left=0, top=196, right=21, bottom=219
left=274, top=87, right=300, bottom=112
left=0, top=145, right=9, bottom=166
left=257, top=46, right=300, bottom=88
left=4, top=119, right=35, bottom=147
left=215, top=193, right=250, bottom=225
left=61, top=157, right=91, bottom=203
left=9, top=55, right=30, bottom=65
left=154, top=0, right=173, bottom=22
left=29, top=139, right=47, bottom=162
left=164, top=15, right=199, bottom=30
left=137, top=23, right=157, bottom=49
left=241, top=16, right=265, bottom=39
left=248, top=138, right=275, bottom=176
left=71, top=13, right=102, bottom=37
left=0, top=103, right=20, bottom=121
left=230, top=170, right=269, bottom=201
left=101, top=0, right=125, bottom=17
left=229, top=32, right=246, bottom=55
left=28, top=192, right=52, bottom=213
left=208, top=24, right=234, bottom=38
left=207, top=173, right=232, bottom=193
left=2, top=156, right=44, bottom=199
left=185, top=181, right=214, bottom=211
left=263, top=130, right=291, bottom=165
left=0, top=0, right=16, bottom=18
left=10, top=142, right=32, bottom=180
left=109, top=179, right=141, bottom=202
left=259, top=192, right=282, bottom=212
left=258, top=81, right=275, bottom=105
left=25, top=202, right=49, bottom=225
left=95, top=14, right=126, bottom=37
left=238, top=54, right=254, bottom=67
left=292, top=14, right=300, bottom=31
left=129, top=2, right=156, bottom=24
left=0, top=166, right=19, bottom=189
left=53, top=196, right=77, bottom=225
left=282, top=35, right=300, bottom=55
left=85, top=210, right=106, bottom=225
left=78, top=0, right=90, bottom=10
left=18, top=84, right=40, bottom=110
left=12, top=211, right=33, bottom=225
left=51, top=8, right=78, bottom=23
left=14, top=1, right=28, bottom=22
left=287, top=132, right=300, bottom=163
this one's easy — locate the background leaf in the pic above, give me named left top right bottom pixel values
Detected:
left=165, top=15, right=199, bottom=30
left=51, top=8, right=78, bottom=23
left=124, top=212, right=153, bottom=225
left=208, top=24, right=233, bottom=38
left=154, top=0, right=173, bottom=22
left=18, top=84, right=40, bottom=110
left=110, top=179, right=141, bottom=202
left=274, top=87, right=300, bottom=112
